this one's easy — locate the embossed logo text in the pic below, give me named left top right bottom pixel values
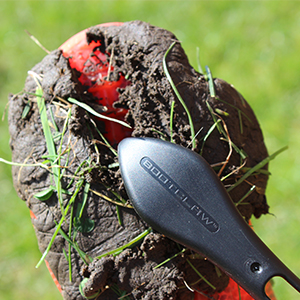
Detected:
left=140, top=157, right=219, bottom=233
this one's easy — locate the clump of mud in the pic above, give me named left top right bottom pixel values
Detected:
left=8, top=21, right=269, bottom=300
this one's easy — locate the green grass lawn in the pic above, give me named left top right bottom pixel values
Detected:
left=1, top=1, right=300, bottom=299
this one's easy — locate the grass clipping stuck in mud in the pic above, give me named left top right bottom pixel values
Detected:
left=8, top=21, right=271, bottom=300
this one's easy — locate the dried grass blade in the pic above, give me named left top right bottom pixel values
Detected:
left=90, top=117, right=118, bottom=156
left=206, top=101, right=247, bottom=160
left=90, top=189, right=133, bottom=209
left=170, top=100, right=175, bottom=143
left=67, top=97, right=131, bottom=129
left=25, top=30, right=50, bottom=54
left=227, top=146, right=288, bottom=192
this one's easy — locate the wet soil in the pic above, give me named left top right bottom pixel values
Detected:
left=8, top=21, right=269, bottom=299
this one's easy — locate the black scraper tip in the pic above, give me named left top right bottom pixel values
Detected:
left=118, top=137, right=300, bottom=300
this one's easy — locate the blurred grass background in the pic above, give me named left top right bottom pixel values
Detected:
left=1, top=1, right=300, bottom=299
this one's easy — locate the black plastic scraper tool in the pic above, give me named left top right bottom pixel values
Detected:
left=118, top=137, right=300, bottom=300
